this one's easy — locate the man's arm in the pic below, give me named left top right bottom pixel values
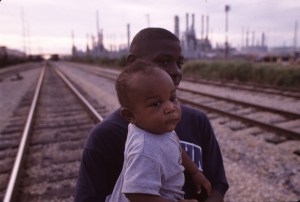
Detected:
left=75, top=149, right=121, bottom=202
left=74, top=114, right=127, bottom=202
left=200, top=114, right=228, bottom=201
left=177, top=106, right=229, bottom=201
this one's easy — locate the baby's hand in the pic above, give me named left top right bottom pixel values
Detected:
left=192, top=171, right=212, bottom=196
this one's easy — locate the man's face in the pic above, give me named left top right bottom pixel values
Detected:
left=138, top=39, right=184, bottom=86
left=128, top=70, right=181, bottom=134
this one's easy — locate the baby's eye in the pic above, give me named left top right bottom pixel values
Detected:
left=151, top=101, right=161, bottom=107
left=170, top=96, right=178, bottom=103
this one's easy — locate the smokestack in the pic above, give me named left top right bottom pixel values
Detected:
left=186, top=13, right=189, bottom=33
left=191, top=13, right=195, bottom=33
left=201, top=15, right=204, bottom=39
left=206, top=15, right=209, bottom=39
left=261, top=32, right=265, bottom=47
left=96, top=10, right=101, bottom=48
left=96, top=10, right=100, bottom=36
left=241, top=28, right=244, bottom=48
left=86, top=33, right=89, bottom=52
left=246, top=29, right=249, bottom=47
left=174, top=15, right=179, bottom=38
left=252, top=31, right=255, bottom=46
left=127, top=24, right=130, bottom=49
left=294, top=20, right=298, bottom=52
left=71, top=30, right=75, bottom=47
left=91, top=35, right=95, bottom=49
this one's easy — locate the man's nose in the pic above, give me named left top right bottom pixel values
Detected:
left=166, top=63, right=182, bottom=86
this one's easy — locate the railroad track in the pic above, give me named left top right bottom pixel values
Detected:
left=57, top=62, right=300, bottom=142
left=183, top=77, right=300, bottom=99
left=1, top=62, right=299, bottom=201
left=0, top=63, right=41, bottom=82
left=0, top=64, right=106, bottom=201
left=176, top=88, right=300, bottom=141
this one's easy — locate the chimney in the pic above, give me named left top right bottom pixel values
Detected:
left=201, top=15, right=204, bottom=39
left=186, top=13, right=189, bottom=33
left=127, top=24, right=130, bottom=49
left=206, top=15, right=209, bottom=39
left=261, top=32, right=265, bottom=47
left=174, top=15, right=180, bottom=38
left=252, top=31, right=255, bottom=46
left=246, top=29, right=249, bottom=47
left=191, top=13, right=195, bottom=33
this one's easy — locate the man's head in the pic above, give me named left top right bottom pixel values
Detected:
left=127, top=27, right=184, bottom=86
left=115, top=61, right=181, bottom=134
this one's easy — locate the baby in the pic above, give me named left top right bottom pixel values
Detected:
left=107, top=61, right=211, bottom=202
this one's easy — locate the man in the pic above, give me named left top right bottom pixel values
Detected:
left=75, top=27, right=229, bottom=202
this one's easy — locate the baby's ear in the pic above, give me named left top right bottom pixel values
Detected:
left=120, top=108, right=135, bottom=123
left=126, top=54, right=136, bottom=64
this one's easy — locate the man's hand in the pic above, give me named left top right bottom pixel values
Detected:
left=204, top=190, right=224, bottom=202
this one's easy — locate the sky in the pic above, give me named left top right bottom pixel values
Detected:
left=0, top=0, right=299, bottom=55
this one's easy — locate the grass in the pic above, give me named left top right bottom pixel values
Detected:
left=182, top=59, right=300, bottom=89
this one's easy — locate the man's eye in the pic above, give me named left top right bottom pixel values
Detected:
left=177, top=61, right=183, bottom=67
left=159, top=60, right=169, bottom=66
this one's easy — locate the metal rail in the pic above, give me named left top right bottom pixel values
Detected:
left=3, top=65, right=104, bottom=202
left=179, top=98, right=300, bottom=140
left=178, top=87, right=300, bottom=119
left=3, top=66, right=46, bottom=202
left=183, top=77, right=300, bottom=99
left=85, top=66, right=300, bottom=139
left=55, top=63, right=300, bottom=140
left=54, top=67, right=103, bottom=123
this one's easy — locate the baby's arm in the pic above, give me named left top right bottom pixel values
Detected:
left=125, top=193, right=197, bottom=202
left=181, top=149, right=212, bottom=196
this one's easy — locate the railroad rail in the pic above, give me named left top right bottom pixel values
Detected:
left=1, top=61, right=299, bottom=201
left=59, top=62, right=300, bottom=141
left=183, top=77, right=300, bottom=99
left=1, top=64, right=104, bottom=202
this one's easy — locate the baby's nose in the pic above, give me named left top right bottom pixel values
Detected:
left=164, top=102, right=175, bottom=114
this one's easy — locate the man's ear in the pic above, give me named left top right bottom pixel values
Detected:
left=120, top=107, right=136, bottom=123
left=127, top=54, right=136, bottom=64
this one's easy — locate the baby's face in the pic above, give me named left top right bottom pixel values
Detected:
left=129, top=70, right=181, bottom=135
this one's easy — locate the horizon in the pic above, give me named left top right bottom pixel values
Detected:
left=1, top=0, right=299, bottom=55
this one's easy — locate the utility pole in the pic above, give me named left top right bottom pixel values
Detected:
left=26, top=21, right=31, bottom=55
left=294, top=20, right=298, bottom=54
left=225, top=5, right=230, bottom=59
left=21, top=7, right=27, bottom=55
left=146, top=14, right=150, bottom=27
left=127, top=23, right=130, bottom=49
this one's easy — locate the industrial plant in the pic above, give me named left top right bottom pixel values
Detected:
left=70, top=11, right=299, bottom=63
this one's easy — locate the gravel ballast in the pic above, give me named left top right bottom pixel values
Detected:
left=1, top=62, right=299, bottom=201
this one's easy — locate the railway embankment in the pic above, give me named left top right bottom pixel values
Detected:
left=183, top=59, right=300, bottom=89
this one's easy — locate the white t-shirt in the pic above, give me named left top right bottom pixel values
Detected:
left=106, top=123, right=185, bottom=202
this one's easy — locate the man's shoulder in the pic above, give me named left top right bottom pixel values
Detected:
left=92, top=109, right=127, bottom=131
left=176, top=105, right=213, bottom=140
left=85, top=109, right=128, bottom=150
left=180, top=104, right=208, bottom=120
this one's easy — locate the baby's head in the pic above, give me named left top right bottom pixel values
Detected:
left=115, top=61, right=181, bottom=134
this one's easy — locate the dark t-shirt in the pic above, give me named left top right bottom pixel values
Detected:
left=75, top=105, right=229, bottom=202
